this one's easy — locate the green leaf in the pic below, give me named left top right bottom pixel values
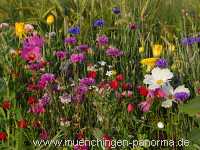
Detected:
left=0, top=78, right=7, bottom=96
left=92, top=128, right=103, bottom=139
left=179, top=96, right=200, bottom=117
left=188, top=128, right=200, bottom=146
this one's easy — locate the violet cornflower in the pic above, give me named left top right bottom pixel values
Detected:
left=23, top=34, right=44, bottom=49
left=96, top=35, right=109, bottom=46
left=94, top=19, right=105, bottom=27
left=64, top=37, right=77, bottom=45
left=76, top=44, right=89, bottom=52
left=106, top=47, right=123, bottom=57
left=38, top=73, right=55, bottom=89
left=156, top=58, right=168, bottom=68
left=112, top=7, right=121, bottom=14
left=70, top=53, right=85, bottom=63
left=38, top=94, right=51, bottom=107
left=181, top=36, right=200, bottom=45
left=55, top=51, right=67, bottom=60
left=68, top=26, right=80, bottom=35
left=80, top=77, right=95, bottom=86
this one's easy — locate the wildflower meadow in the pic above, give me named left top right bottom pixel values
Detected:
left=0, top=0, right=200, bottom=150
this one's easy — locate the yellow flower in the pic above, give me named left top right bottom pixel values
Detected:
left=139, top=46, right=144, bottom=53
left=15, top=22, right=25, bottom=38
left=140, top=57, right=159, bottom=68
left=168, top=44, right=175, bottom=52
left=112, top=70, right=117, bottom=76
left=152, top=44, right=163, bottom=57
left=46, top=15, right=55, bottom=25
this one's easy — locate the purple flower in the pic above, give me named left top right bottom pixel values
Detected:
left=55, top=51, right=67, bottom=60
left=80, top=77, right=95, bottom=86
left=29, top=62, right=44, bottom=70
left=76, top=44, right=89, bottom=52
left=106, top=47, right=123, bottom=57
left=23, top=34, right=44, bottom=49
left=68, top=26, right=80, bottom=35
left=112, top=7, right=121, bottom=14
left=156, top=58, right=168, bottom=68
left=174, top=92, right=190, bottom=101
left=75, top=84, right=89, bottom=95
left=181, top=36, right=200, bottom=45
left=39, top=129, right=49, bottom=140
left=39, top=94, right=51, bottom=106
left=64, top=37, right=77, bottom=45
left=40, top=73, right=55, bottom=83
left=96, top=35, right=109, bottom=46
left=94, top=19, right=105, bottom=27
left=70, top=53, right=85, bottom=63
left=38, top=73, right=55, bottom=89
left=74, top=144, right=88, bottom=150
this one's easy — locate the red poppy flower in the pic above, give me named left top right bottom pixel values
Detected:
left=87, top=71, right=97, bottom=79
left=0, top=132, right=7, bottom=141
left=17, top=119, right=28, bottom=128
left=2, top=100, right=11, bottom=110
left=116, top=74, right=124, bottom=81
left=110, top=80, right=119, bottom=90
left=137, top=86, right=148, bottom=96
left=27, top=96, right=37, bottom=105
left=127, top=103, right=135, bottom=112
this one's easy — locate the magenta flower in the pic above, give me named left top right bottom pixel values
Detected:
left=23, top=34, right=44, bottom=49
left=80, top=77, right=95, bottom=86
left=28, top=103, right=45, bottom=115
left=106, top=47, right=123, bottom=57
left=70, top=53, right=85, bottom=63
left=21, top=47, right=41, bottom=63
left=38, top=73, right=55, bottom=89
left=138, top=98, right=153, bottom=112
left=76, top=44, right=89, bottom=52
left=96, top=35, right=109, bottom=46
left=39, top=129, right=49, bottom=140
left=64, top=37, right=77, bottom=45
left=55, top=51, right=67, bottom=60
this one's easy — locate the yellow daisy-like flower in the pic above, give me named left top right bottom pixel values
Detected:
left=139, top=46, right=144, bottom=53
left=46, top=15, right=55, bottom=25
left=152, top=44, right=163, bottom=57
left=15, top=22, right=25, bottom=39
left=140, top=58, right=159, bottom=71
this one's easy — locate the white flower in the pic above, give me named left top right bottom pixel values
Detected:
left=59, top=94, right=72, bottom=104
left=157, top=122, right=164, bottom=129
left=98, top=61, right=106, bottom=66
left=161, top=84, right=190, bottom=108
left=161, top=99, right=173, bottom=108
left=174, top=85, right=190, bottom=95
left=106, top=70, right=113, bottom=77
left=143, top=67, right=173, bottom=89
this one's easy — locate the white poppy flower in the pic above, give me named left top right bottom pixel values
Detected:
left=143, top=67, right=173, bottom=89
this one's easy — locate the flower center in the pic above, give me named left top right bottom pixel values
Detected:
left=156, top=80, right=164, bottom=85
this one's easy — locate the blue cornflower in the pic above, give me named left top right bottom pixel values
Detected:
left=181, top=36, right=200, bottom=45
left=112, top=7, right=121, bottom=14
left=156, top=58, right=168, bottom=68
left=68, top=26, right=80, bottom=35
left=93, top=19, right=105, bottom=27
